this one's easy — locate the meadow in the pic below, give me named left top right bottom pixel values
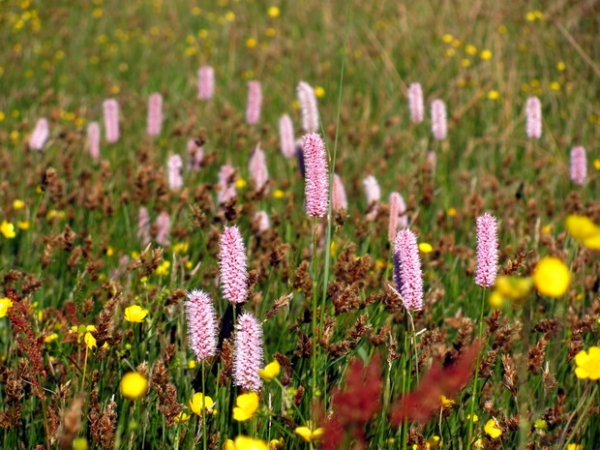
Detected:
left=1, top=0, right=600, bottom=449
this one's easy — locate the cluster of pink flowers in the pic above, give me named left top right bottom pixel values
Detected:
left=147, top=93, right=163, bottom=137
left=474, top=213, right=498, bottom=287
left=246, top=81, right=262, bottom=125
left=302, top=133, right=329, bottom=217
left=103, top=98, right=120, bottom=143
left=29, top=118, right=49, bottom=150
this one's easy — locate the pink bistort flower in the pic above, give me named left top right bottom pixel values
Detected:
left=147, top=93, right=163, bottom=137
left=249, top=146, right=269, bottom=193
left=332, top=174, right=348, bottom=212
left=187, top=139, right=203, bottom=171
left=167, top=154, right=183, bottom=191
left=233, top=312, right=263, bottom=392
left=388, top=192, right=408, bottom=242
left=302, top=133, right=329, bottom=217
left=137, top=207, right=151, bottom=246
left=103, top=98, right=120, bottom=143
left=185, top=290, right=218, bottom=361
left=570, top=146, right=586, bottom=186
left=155, top=211, right=171, bottom=246
left=431, top=99, right=447, bottom=141
left=29, top=118, right=49, bottom=151
left=526, top=96, right=542, bottom=139
left=246, top=81, right=262, bottom=125
left=475, top=213, right=498, bottom=288
left=87, top=122, right=100, bottom=161
left=198, top=66, right=215, bottom=100
left=363, top=175, right=381, bottom=221
left=297, top=81, right=319, bottom=133
left=393, top=229, right=423, bottom=311
left=279, top=114, right=296, bottom=159
left=217, top=164, right=237, bottom=204
left=407, top=83, right=424, bottom=124
left=219, top=225, right=248, bottom=304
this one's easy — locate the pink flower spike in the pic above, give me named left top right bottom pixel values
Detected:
left=29, top=118, right=49, bottom=151
left=253, top=211, right=270, bottom=233
left=187, top=139, right=203, bottom=171
left=233, top=312, right=263, bottom=392
left=279, top=114, right=296, bottom=159
left=525, top=96, right=542, bottom=139
left=249, top=146, right=269, bottom=192
left=393, top=229, right=423, bottom=311
left=155, top=211, right=171, bottom=246
left=332, top=174, right=348, bottom=212
left=219, top=225, right=248, bottom=304
left=137, top=207, right=151, bottom=246
left=570, top=146, right=586, bottom=186
left=475, top=213, right=499, bottom=288
left=297, top=81, right=319, bottom=133
left=87, top=122, right=100, bottom=161
left=147, top=93, right=163, bottom=137
left=426, top=151, right=437, bottom=172
left=407, top=83, right=424, bottom=124
left=388, top=192, right=408, bottom=242
left=218, top=164, right=237, bottom=204
left=246, top=81, right=262, bottom=125
left=363, top=175, right=381, bottom=221
left=102, top=98, right=120, bottom=143
left=302, top=133, right=329, bottom=217
left=198, top=66, right=215, bottom=100
left=185, top=290, right=218, bottom=362
left=167, top=154, right=184, bottom=191
left=431, top=99, right=447, bottom=141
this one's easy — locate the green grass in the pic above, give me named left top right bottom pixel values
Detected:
left=1, top=0, right=600, bottom=448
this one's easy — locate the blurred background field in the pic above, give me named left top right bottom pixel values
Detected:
left=1, top=0, right=600, bottom=449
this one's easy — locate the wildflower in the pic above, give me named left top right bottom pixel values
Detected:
left=72, top=438, right=89, bottom=450
left=198, top=65, right=215, bottom=100
left=137, top=207, right=151, bottom=246
left=487, top=90, right=500, bottom=100
left=232, top=392, right=260, bottom=421
left=253, top=211, right=270, bottom=233
left=172, top=242, right=189, bottom=254
left=258, top=360, right=281, bottom=381
left=246, top=81, right=262, bottom=125
left=294, top=422, right=325, bottom=442
left=29, top=118, right=49, bottom=150
left=218, top=164, right=237, bottom=204
left=480, top=49, right=492, bottom=60
left=533, top=257, right=570, bottom=298
left=233, top=436, right=269, bottom=450
left=102, top=98, right=120, bottom=143
left=494, top=275, right=532, bottom=301
left=167, top=154, right=184, bottom=191
left=279, top=114, right=295, bottom=158
left=567, top=445, right=583, bottom=450
left=124, top=305, right=149, bottom=323
left=1, top=221, right=16, bottom=239
left=388, top=192, right=408, bottom=242
left=0, top=297, right=14, bottom=318
left=565, top=214, right=600, bottom=250
left=574, top=346, right=600, bottom=380
left=17, top=221, right=29, bottom=230
left=249, top=146, right=269, bottom=192
left=419, top=242, right=433, bottom=254
left=13, top=199, right=25, bottom=210
left=570, top=146, right=587, bottom=185
left=465, top=45, right=477, bottom=55
left=440, top=395, right=454, bottom=406
left=525, top=96, right=542, bottom=139
left=302, top=133, right=329, bottom=217
left=233, top=313, right=263, bottom=391
left=363, top=175, right=381, bottom=221
left=393, top=229, right=423, bottom=311
left=550, top=82, right=561, bottom=91
left=237, top=178, right=247, bottom=189
left=219, top=226, right=248, bottom=304
left=427, top=436, right=441, bottom=449
left=267, top=6, right=280, bottom=18
left=155, top=260, right=170, bottom=276
left=87, top=122, right=100, bottom=161
left=120, top=372, right=148, bottom=400
left=185, top=290, right=218, bottom=361
left=475, top=213, right=499, bottom=287
left=269, top=438, right=285, bottom=449
left=467, top=414, right=479, bottom=422
left=189, top=392, right=215, bottom=415
left=407, top=82, right=424, bottom=123
left=484, top=418, right=502, bottom=439
left=155, top=211, right=171, bottom=246
left=431, top=99, right=447, bottom=140
left=174, top=411, right=190, bottom=423
left=246, top=37, right=257, bottom=48
left=44, top=333, right=59, bottom=343
left=147, top=93, right=163, bottom=137
left=187, top=139, right=203, bottom=170
left=332, top=174, right=348, bottom=212
left=297, top=81, right=319, bottom=133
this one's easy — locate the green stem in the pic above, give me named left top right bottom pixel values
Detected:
left=467, top=288, right=486, bottom=446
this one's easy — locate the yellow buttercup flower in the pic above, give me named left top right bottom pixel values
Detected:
left=574, top=346, right=600, bottom=380
left=44, top=333, right=59, bottom=343
left=273, top=189, right=284, bottom=199
left=532, top=257, right=570, bottom=298
left=120, top=372, right=148, bottom=400
left=440, top=395, right=455, bottom=406
left=232, top=392, right=259, bottom=421
left=267, top=6, right=280, bottom=18
left=13, top=199, right=25, bottom=210
left=17, top=221, right=30, bottom=230
left=0, top=297, right=14, bottom=318
left=174, top=411, right=190, bottom=423
left=314, top=86, right=325, bottom=98
left=233, top=436, right=269, bottom=450
left=565, top=215, right=600, bottom=250
left=427, top=436, right=441, bottom=450
left=258, top=360, right=281, bottom=381
left=484, top=418, right=502, bottom=438
left=189, top=392, right=215, bottom=415
left=495, top=275, right=532, bottom=300
left=418, top=242, right=433, bottom=254
left=1, top=221, right=16, bottom=239
left=268, top=438, right=285, bottom=449
left=124, top=305, right=149, bottom=323
left=70, top=325, right=97, bottom=349
left=294, top=421, right=325, bottom=442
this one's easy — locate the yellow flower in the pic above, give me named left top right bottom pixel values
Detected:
left=233, top=436, right=269, bottom=450
left=1, top=221, right=16, bottom=239
left=225, top=11, right=235, bottom=21
left=268, top=438, right=285, bottom=449
left=314, top=86, right=325, bottom=98
left=267, top=6, right=280, bottom=18
left=273, top=189, right=284, bottom=199
left=442, top=34, right=453, bottom=43
left=487, top=90, right=500, bottom=100
left=120, top=372, right=148, bottom=400
left=594, top=159, right=600, bottom=170
left=460, top=58, right=471, bottom=68
left=447, top=207, right=457, bottom=217
left=236, top=178, right=247, bottom=189
left=44, top=332, right=59, bottom=343
left=84, top=332, right=97, bottom=349
left=549, top=82, right=561, bottom=91
left=418, top=242, right=433, bottom=254
left=155, top=260, right=170, bottom=276
left=440, top=395, right=455, bottom=406
left=13, top=199, right=25, bottom=210
left=567, top=445, right=583, bottom=450
left=70, top=325, right=97, bottom=349
left=533, top=257, right=570, bottom=298
left=224, top=439, right=236, bottom=450
left=427, top=436, right=441, bottom=450
left=484, top=418, right=502, bottom=439
left=189, top=392, right=215, bottom=415
left=0, top=298, right=14, bottom=318
left=574, top=346, right=600, bottom=380
left=466, top=414, right=479, bottom=423
left=465, top=44, right=477, bottom=55
left=258, top=360, right=281, bottom=381
left=72, top=438, right=89, bottom=450
left=294, top=422, right=325, bottom=442
left=172, top=242, right=189, bottom=254
left=105, top=246, right=114, bottom=256
left=188, top=360, right=197, bottom=369
left=494, top=275, right=532, bottom=300
left=566, top=215, right=600, bottom=250
left=488, top=290, right=505, bottom=309
left=17, top=221, right=30, bottom=230
left=232, top=392, right=259, bottom=421
left=246, top=38, right=257, bottom=48
left=174, top=411, right=190, bottom=423
left=480, top=49, right=492, bottom=60
left=124, top=305, right=149, bottom=323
